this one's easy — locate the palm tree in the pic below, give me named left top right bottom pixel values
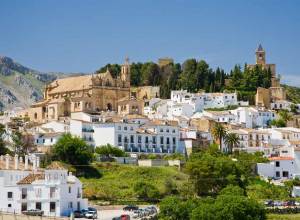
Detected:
left=211, top=123, right=227, bottom=151
left=279, top=110, right=292, bottom=124
left=224, top=133, right=239, bottom=153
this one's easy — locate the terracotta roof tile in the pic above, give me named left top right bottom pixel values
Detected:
left=17, top=173, right=45, bottom=185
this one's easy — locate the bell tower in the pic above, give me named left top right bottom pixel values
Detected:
left=256, top=44, right=266, bottom=65
left=121, top=57, right=130, bottom=87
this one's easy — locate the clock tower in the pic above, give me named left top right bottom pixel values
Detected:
left=256, top=44, right=266, bottom=65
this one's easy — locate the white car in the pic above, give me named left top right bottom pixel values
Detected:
left=85, top=211, right=97, bottom=219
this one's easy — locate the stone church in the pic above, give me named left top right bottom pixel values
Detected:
left=23, top=58, right=132, bottom=123
left=247, top=45, right=286, bottom=108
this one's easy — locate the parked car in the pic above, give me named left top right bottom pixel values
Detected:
left=85, top=211, right=98, bottom=219
left=88, top=207, right=97, bottom=212
left=112, top=217, right=121, bottom=220
left=273, top=201, right=283, bottom=206
left=145, top=206, right=157, bottom=215
left=264, top=200, right=273, bottom=207
left=120, top=214, right=131, bottom=220
left=73, top=210, right=84, bottom=218
left=123, top=205, right=139, bottom=211
left=295, top=201, right=300, bottom=206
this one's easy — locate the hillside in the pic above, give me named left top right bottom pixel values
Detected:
left=283, top=84, right=300, bottom=104
left=80, top=162, right=188, bottom=204
left=0, top=56, right=82, bottom=111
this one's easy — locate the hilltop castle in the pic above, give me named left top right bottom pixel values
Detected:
left=249, top=44, right=286, bottom=108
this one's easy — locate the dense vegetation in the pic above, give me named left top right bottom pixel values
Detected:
left=158, top=145, right=291, bottom=220
left=99, top=59, right=275, bottom=104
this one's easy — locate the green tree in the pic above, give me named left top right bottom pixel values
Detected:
left=191, top=195, right=266, bottom=220
left=185, top=152, right=243, bottom=196
left=278, top=109, right=292, bottom=124
left=130, top=62, right=143, bottom=86
left=51, top=133, right=93, bottom=165
left=180, top=59, right=198, bottom=92
left=95, top=144, right=126, bottom=158
left=212, top=123, right=227, bottom=151
left=133, top=181, right=160, bottom=201
left=224, top=133, right=239, bottom=153
left=97, top=63, right=121, bottom=78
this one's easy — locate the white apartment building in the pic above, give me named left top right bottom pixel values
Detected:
left=0, top=154, right=87, bottom=217
left=69, top=113, right=186, bottom=154
left=229, top=127, right=300, bottom=154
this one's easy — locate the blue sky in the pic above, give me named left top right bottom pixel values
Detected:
left=0, top=0, right=299, bottom=86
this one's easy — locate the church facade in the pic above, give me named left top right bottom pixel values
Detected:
left=22, top=59, right=131, bottom=123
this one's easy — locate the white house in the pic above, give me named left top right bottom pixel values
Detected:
left=257, top=156, right=295, bottom=179
left=0, top=154, right=87, bottom=217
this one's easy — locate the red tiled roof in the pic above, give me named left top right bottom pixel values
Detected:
left=269, top=157, right=294, bottom=161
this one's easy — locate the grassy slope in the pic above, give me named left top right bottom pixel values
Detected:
left=268, top=214, right=300, bottom=220
left=80, top=163, right=188, bottom=204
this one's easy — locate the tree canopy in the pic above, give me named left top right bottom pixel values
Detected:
left=51, top=133, right=93, bottom=165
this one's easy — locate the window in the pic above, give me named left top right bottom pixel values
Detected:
left=152, top=136, right=156, bottom=144
left=118, top=135, right=122, bottom=143
left=276, top=171, right=280, bottom=177
left=8, top=204, right=11, bottom=208
left=130, top=135, right=134, bottom=143
left=166, top=129, right=169, bottom=133
left=160, top=136, right=164, bottom=144
left=68, top=202, right=73, bottom=209
left=276, top=161, right=280, bottom=167
left=50, top=138, right=53, bottom=143
left=50, top=202, right=56, bottom=212
left=160, top=129, right=163, bottom=132
left=145, top=136, right=149, bottom=143
left=124, top=126, right=127, bottom=131
left=21, top=188, right=27, bottom=199
left=69, top=186, right=71, bottom=193
left=283, top=171, right=289, bottom=178
left=138, top=136, right=141, bottom=143
left=166, top=137, right=170, bottom=144
left=173, top=137, right=176, bottom=145
left=7, top=192, right=13, bottom=199
left=36, top=202, right=41, bottom=210
left=21, top=203, right=27, bottom=211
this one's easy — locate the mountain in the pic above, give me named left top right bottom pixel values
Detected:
left=0, top=56, right=67, bottom=111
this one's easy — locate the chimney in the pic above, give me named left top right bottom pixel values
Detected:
left=5, top=154, right=10, bottom=169
left=25, top=155, right=28, bottom=170
left=14, top=155, right=19, bottom=170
